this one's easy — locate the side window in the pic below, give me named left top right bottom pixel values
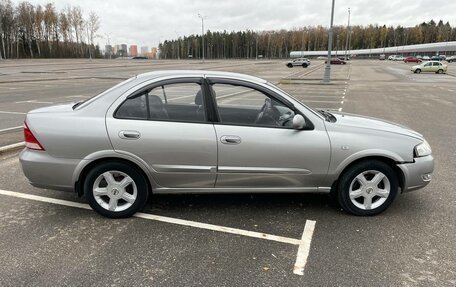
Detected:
left=424, top=62, right=432, bottom=67
left=212, top=83, right=295, bottom=128
left=148, top=83, right=205, bottom=122
left=115, top=82, right=206, bottom=122
left=115, top=94, right=148, bottom=119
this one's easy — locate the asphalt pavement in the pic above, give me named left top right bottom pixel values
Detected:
left=0, top=58, right=455, bottom=286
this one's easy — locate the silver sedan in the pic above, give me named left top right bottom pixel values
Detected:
left=20, top=70, right=434, bottom=218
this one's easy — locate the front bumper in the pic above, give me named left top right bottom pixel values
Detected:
left=19, top=148, right=81, bottom=192
left=397, top=155, right=434, bottom=193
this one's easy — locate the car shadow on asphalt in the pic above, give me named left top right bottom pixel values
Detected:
left=145, top=193, right=341, bottom=216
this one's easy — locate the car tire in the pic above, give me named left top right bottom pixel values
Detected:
left=302, top=63, right=308, bottom=68
left=84, top=161, right=149, bottom=218
left=287, top=63, right=293, bottom=68
left=337, top=160, right=398, bottom=216
left=437, top=69, right=443, bottom=74
left=415, top=69, right=421, bottom=74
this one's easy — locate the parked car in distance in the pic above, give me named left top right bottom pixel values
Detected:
left=388, top=55, right=397, bottom=60
left=379, top=54, right=386, bottom=60
left=404, top=56, right=422, bottom=63
left=394, top=56, right=405, bottom=61
left=430, top=55, right=445, bottom=61
left=411, top=61, right=447, bottom=74
left=325, top=58, right=347, bottom=64
left=317, top=56, right=327, bottom=60
left=286, top=58, right=311, bottom=68
left=416, top=55, right=423, bottom=59
left=20, top=70, right=434, bottom=218
left=422, top=56, right=430, bottom=60
left=446, top=56, right=456, bottom=63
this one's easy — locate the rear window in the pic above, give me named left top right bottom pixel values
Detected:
left=73, top=77, right=136, bottom=110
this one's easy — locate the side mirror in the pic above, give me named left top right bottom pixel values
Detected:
left=292, top=114, right=306, bottom=130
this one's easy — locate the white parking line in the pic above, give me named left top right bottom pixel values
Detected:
left=0, top=126, right=23, bottom=133
left=0, top=142, right=25, bottom=153
left=0, top=189, right=317, bottom=275
left=293, top=220, right=316, bottom=275
left=15, top=100, right=54, bottom=104
left=0, top=110, right=26, bottom=115
left=65, top=95, right=89, bottom=98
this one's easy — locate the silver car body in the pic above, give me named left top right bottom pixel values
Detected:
left=287, top=58, right=311, bottom=67
left=20, top=70, right=433, bottom=196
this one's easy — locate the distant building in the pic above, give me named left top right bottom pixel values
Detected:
left=146, top=47, right=158, bottom=59
left=151, top=47, right=158, bottom=59
left=140, top=46, right=149, bottom=56
left=129, top=45, right=138, bottom=57
left=120, top=44, right=127, bottom=57
left=104, top=45, right=112, bottom=58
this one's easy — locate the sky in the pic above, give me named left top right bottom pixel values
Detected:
left=16, top=0, right=456, bottom=49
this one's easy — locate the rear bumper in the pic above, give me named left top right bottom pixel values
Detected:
left=397, top=155, right=434, bottom=193
left=19, top=148, right=81, bottom=192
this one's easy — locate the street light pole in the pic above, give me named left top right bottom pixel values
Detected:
left=175, top=31, right=180, bottom=60
left=344, top=7, right=350, bottom=61
left=198, top=13, right=207, bottom=63
left=323, top=0, right=336, bottom=83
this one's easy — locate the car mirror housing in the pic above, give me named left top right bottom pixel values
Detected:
left=292, top=114, right=306, bottom=130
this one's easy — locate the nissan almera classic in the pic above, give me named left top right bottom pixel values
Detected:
left=20, top=70, right=434, bottom=218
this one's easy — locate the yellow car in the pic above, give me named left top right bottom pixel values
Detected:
left=411, top=61, right=447, bottom=74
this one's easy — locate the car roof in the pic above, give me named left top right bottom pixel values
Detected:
left=135, top=70, right=267, bottom=83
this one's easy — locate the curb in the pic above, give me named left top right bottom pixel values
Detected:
left=0, top=142, right=25, bottom=156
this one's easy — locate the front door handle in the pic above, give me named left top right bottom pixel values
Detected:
left=220, top=135, right=241, bottom=145
left=119, top=130, right=141, bottom=140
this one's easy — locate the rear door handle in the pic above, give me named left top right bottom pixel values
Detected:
left=220, top=135, right=241, bottom=145
left=119, top=130, right=141, bottom=140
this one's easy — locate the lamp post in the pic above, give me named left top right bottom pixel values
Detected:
left=323, top=0, right=336, bottom=83
left=344, top=8, right=351, bottom=61
left=175, top=31, right=180, bottom=60
left=198, top=13, right=207, bottom=63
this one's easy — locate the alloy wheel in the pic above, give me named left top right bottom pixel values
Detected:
left=92, top=170, right=138, bottom=212
left=348, top=170, right=390, bottom=210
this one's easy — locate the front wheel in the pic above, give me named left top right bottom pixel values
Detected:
left=337, top=161, right=398, bottom=216
left=84, top=161, right=149, bottom=218
left=436, top=69, right=443, bottom=74
left=415, top=69, right=421, bottom=74
left=287, top=63, right=293, bottom=68
left=302, top=63, right=308, bottom=68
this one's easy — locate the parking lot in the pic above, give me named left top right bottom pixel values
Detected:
left=0, top=58, right=455, bottom=286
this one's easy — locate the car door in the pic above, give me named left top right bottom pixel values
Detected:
left=106, top=78, right=217, bottom=188
left=207, top=78, right=331, bottom=189
left=423, top=62, right=433, bottom=72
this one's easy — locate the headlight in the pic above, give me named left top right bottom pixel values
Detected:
left=414, top=140, right=432, bottom=157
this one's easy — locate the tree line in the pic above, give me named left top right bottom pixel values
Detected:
left=0, top=0, right=101, bottom=59
left=159, top=20, right=456, bottom=59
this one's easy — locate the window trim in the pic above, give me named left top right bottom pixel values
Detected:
left=113, top=77, right=212, bottom=124
left=205, top=78, right=314, bottom=130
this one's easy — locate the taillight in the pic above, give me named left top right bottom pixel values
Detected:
left=24, top=122, right=45, bottom=150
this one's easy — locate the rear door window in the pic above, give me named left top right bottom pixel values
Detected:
left=115, top=82, right=206, bottom=122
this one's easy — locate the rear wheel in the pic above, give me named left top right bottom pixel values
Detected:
left=84, top=161, right=149, bottom=218
left=337, top=160, right=398, bottom=216
left=415, top=69, right=421, bottom=74
left=437, top=69, right=443, bottom=74
left=287, top=63, right=293, bottom=68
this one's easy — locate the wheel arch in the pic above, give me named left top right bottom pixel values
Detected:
left=331, top=155, right=406, bottom=193
left=73, top=151, right=156, bottom=197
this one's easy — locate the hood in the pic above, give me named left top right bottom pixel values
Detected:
left=28, top=103, right=75, bottom=114
left=330, top=112, right=423, bottom=139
